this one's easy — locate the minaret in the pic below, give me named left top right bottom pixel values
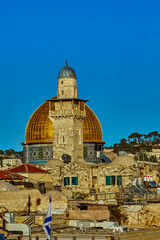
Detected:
left=57, top=60, right=77, bottom=99
left=48, top=62, right=87, bottom=162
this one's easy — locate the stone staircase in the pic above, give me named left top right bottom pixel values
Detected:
left=22, top=215, right=34, bottom=226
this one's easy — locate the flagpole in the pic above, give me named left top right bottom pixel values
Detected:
left=49, top=194, right=51, bottom=240
left=50, top=194, right=52, bottom=240
left=50, top=198, right=52, bottom=240
left=43, top=195, right=52, bottom=240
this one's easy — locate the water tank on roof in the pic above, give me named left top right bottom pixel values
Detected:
left=5, top=213, right=14, bottom=223
left=132, top=178, right=136, bottom=186
left=138, top=178, right=142, bottom=185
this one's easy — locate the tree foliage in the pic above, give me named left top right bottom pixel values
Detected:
left=113, top=131, right=160, bottom=154
left=137, top=153, right=157, bottom=163
left=0, top=149, right=23, bottom=157
left=108, top=205, right=128, bottom=224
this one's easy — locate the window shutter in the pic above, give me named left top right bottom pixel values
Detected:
left=106, top=176, right=111, bottom=185
left=111, top=176, right=115, bottom=185
left=75, top=176, right=78, bottom=185
left=117, top=176, right=122, bottom=186
left=72, top=177, right=78, bottom=185
left=64, top=177, right=66, bottom=186
left=66, top=177, right=70, bottom=185
left=64, top=177, right=70, bottom=186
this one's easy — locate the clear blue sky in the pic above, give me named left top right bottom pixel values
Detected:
left=0, top=0, right=160, bottom=151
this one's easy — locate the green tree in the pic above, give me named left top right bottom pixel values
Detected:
left=146, top=131, right=160, bottom=144
left=113, top=143, right=119, bottom=153
left=108, top=205, right=128, bottom=224
left=128, top=132, right=142, bottom=144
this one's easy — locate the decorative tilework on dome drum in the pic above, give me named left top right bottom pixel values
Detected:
left=25, top=97, right=103, bottom=144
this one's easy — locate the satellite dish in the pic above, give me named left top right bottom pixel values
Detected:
left=62, top=154, right=71, bottom=163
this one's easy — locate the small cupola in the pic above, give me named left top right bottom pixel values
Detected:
left=58, top=60, right=76, bottom=79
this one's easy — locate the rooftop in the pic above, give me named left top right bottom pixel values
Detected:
left=0, top=170, right=26, bottom=180
left=9, top=163, right=48, bottom=173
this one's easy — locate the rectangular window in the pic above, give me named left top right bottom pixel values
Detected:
left=111, top=176, right=115, bottom=185
left=106, top=176, right=115, bottom=185
left=64, top=177, right=70, bottom=186
left=62, top=90, right=64, bottom=95
left=117, top=175, right=122, bottom=186
left=83, top=147, right=87, bottom=158
left=50, top=102, right=55, bottom=111
left=72, top=177, right=78, bottom=185
left=95, top=144, right=102, bottom=151
left=106, top=176, right=111, bottom=185
left=80, top=102, right=85, bottom=111
left=74, top=100, right=78, bottom=105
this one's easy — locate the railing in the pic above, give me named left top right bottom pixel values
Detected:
left=6, top=228, right=160, bottom=240
left=49, top=110, right=86, bottom=117
left=7, top=235, right=113, bottom=240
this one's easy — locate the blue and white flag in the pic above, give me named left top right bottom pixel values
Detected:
left=43, top=196, right=52, bottom=240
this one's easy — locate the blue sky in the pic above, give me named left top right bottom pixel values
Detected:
left=0, top=0, right=160, bottom=151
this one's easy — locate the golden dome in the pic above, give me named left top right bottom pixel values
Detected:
left=24, top=97, right=104, bottom=144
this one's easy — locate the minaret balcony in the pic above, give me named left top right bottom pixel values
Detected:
left=49, top=109, right=86, bottom=118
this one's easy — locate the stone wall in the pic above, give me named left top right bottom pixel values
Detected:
left=0, top=189, right=67, bottom=214
left=49, top=100, right=85, bottom=163
left=47, top=156, right=160, bottom=199
left=139, top=203, right=160, bottom=227
left=120, top=229, right=160, bottom=240
left=19, top=172, right=52, bottom=183
left=122, top=205, right=143, bottom=227
left=68, top=209, right=110, bottom=221
left=57, top=77, right=77, bottom=99
left=48, top=161, right=133, bottom=198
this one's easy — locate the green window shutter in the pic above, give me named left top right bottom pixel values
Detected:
left=111, top=176, right=115, bottom=185
left=75, top=177, right=78, bottom=185
left=64, top=177, right=70, bottom=186
left=64, top=177, right=66, bottom=186
left=117, top=176, right=122, bottom=186
left=106, top=176, right=111, bottom=185
left=72, top=177, right=78, bottom=185
left=66, top=177, right=70, bottom=185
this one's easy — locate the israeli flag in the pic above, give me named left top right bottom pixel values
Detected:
left=43, top=196, right=52, bottom=240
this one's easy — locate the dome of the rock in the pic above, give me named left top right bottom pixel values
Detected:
left=22, top=62, right=105, bottom=164
left=24, top=97, right=103, bottom=144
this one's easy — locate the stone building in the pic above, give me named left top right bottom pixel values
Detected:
left=45, top=155, right=134, bottom=199
left=21, top=62, right=139, bottom=198
left=2, top=159, right=22, bottom=168
left=9, top=163, right=52, bottom=183
left=22, top=62, right=105, bottom=164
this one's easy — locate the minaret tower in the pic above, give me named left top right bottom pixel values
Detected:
left=48, top=62, right=87, bottom=162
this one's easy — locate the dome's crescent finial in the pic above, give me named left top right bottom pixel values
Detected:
left=66, top=59, right=68, bottom=65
